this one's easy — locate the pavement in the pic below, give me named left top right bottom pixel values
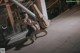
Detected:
left=6, top=6, right=80, bottom=53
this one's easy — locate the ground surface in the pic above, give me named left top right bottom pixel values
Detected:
left=6, top=6, right=80, bottom=53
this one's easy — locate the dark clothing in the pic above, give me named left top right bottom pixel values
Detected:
left=0, top=27, right=5, bottom=41
left=26, top=25, right=35, bottom=37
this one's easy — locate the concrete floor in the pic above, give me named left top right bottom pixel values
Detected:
left=6, top=6, right=80, bottom=53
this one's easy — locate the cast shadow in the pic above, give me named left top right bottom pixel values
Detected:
left=6, top=30, right=47, bottom=51
left=6, top=37, right=34, bottom=51
left=32, top=29, right=48, bottom=39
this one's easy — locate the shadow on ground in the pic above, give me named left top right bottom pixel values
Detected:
left=6, top=30, right=47, bottom=51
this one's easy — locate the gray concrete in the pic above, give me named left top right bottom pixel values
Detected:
left=6, top=6, right=80, bottom=53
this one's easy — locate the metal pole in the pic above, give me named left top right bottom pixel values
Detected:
left=11, top=0, right=36, bottom=18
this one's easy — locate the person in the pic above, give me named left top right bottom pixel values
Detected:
left=23, top=13, right=40, bottom=37
left=22, top=13, right=41, bottom=43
